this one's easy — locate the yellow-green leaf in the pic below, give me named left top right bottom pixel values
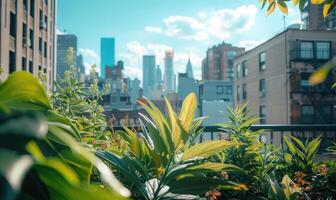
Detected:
left=179, top=93, right=197, bottom=133
left=292, top=0, right=299, bottom=5
left=277, top=1, right=289, bottom=14
left=181, top=140, right=240, bottom=161
left=311, top=0, right=324, bottom=4
left=267, top=2, right=276, bottom=16
left=309, top=65, right=332, bottom=85
left=165, top=97, right=182, bottom=148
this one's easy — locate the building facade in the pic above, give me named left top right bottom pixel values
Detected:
left=202, top=43, right=245, bottom=81
left=100, top=37, right=115, bottom=79
left=56, top=34, right=77, bottom=79
left=142, top=55, right=156, bottom=98
left=234, top=29, right=336, bottom=125
left=164, top=50, right=174, bottom=92
left=0, top=0, right=56, bottom=91
left=301, top=2, right=336, bottom=31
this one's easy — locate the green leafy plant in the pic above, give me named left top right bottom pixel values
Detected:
left=97, top=93, right=243, bottom=200
left=0, top=71, right=129, bottom=200
left=268, top=175, right=301, bottom=200
left=283, top=135, right=321, bottom=173
left=217, top=105, right=282, bottom=199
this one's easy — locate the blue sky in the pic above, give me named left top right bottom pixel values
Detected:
left=57, top=0, right=302, bottom=81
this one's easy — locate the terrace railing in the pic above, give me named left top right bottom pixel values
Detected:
left=113, top=124, right=336, bottom=152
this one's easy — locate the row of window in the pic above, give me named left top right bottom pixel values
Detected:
left=258, top=105, right=333, bottom=124
left=216, top=85, right=233, bottom=95
left=236, top=79, right=266, bottom=101
left=236, top=52, right=266, bottom=79
left=299, top=41, right=331, bottom=60
left=9, top=50, right=47, bottom=75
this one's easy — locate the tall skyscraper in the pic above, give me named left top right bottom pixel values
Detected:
left=142, top=55, right=156, bottom=97
left=0, top=0, right=56, bottom=92
left=164, top=50, right=174, bottom=92
left=57, top=34, right=77, bottom=79
left=100, top=37, right=115, bottom=79
left=76, top=54, right=85, bottom=81
left=186, top=58, right=193, bottom=78
left=202, top=43, right=244, bottom=81
left=156, top=65, right=162, bottom=86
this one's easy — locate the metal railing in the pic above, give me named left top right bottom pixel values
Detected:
left=200, top=124, right=336, bottom=152
left=113, top=124, right=336, bottom=152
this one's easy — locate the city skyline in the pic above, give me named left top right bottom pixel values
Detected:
left=57, top=0, right=301, bottom=81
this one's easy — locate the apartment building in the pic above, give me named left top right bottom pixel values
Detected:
left=202, top=42, right=245, bottom=81
left=234, top=29, right=336, bottom=125
left=301, top=1, right=336, bottom=31
left=0, top=0, right=56, bottom=91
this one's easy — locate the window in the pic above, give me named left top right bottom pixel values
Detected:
left=300, top=41, right=313, bottom=59
left=259, top=106, right=266, bottom=124
left=43, top=68, right=47, bottom=73
left=29, top=29, right=34, bottom=48
left=259, top=79, right=266, bottom=97
left=29, top=61, right=33, bottom=73
left=9, top=51, right=16, bottom=73
left=242, top=83, right=247, bottom=100
left=301, top=105, right=315, bottom=124
left=39, top=37, right=42, bottom=52
left=226, top=86, right=232, bottom=95
left=236, top=85, right=240, bottom=101
left=44, top=41, right=47, bottom=57
left=300, top=73, right=313, bottom=91
left=316, top=106, right=333, bottom=124
left=22, top=57, right=27, bottom=71
left=10, top=12, right=17, bottom=38
left=236, top=64, right=241, bottom=79
left=259, top=52, right=266, bottom=71
left=316, top=42, right=330, bottom=60
left=216, top=85, right=224, bottom=94
left=23, top=0, right=28, bottom=11
left=45, top=15, right=48, bottom=30
left=30, top=0, right=35, bottom=17
left=242, top=61, right=248, bottom=77
left=22, top=23, right=27, bottom=46
left=39, top=9, right=43, bottom=22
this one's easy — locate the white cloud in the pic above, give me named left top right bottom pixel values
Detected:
left=237, top=39, right=266, bottom=51
left=145, top=5, right=258, bottom=41
left=121, top=41, right=203, bottom=82
left=79, top=48, right=100, bottom=74
left=145, top=26, right=163, bottom=33
left=56, top=28, right=67, bottom=35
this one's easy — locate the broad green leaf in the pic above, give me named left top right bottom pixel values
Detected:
left=167, top=176, right=229, bottom=195
left=181, top=140, right=240, bottom=161
left=0, top=149, right=33, bottom=192
left=0, top=71, right=51, bottom=112
left=179, top=93, right=197, bottom=133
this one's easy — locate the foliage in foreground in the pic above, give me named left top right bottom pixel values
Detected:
left=0, top=72, right=130, bottom=200
left=97, top=94, right=244, bottom=200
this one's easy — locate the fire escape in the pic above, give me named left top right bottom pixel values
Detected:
left=289, top=43, right=336, bottom=124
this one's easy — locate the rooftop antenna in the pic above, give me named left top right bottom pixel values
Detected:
left=283, top=15, right=286, bottom=31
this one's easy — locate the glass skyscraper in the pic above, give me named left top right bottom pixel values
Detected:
left=100, top=38, right=115, bottom=79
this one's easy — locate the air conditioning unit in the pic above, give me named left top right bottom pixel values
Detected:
left=39, top=21, right=47, bottom=29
